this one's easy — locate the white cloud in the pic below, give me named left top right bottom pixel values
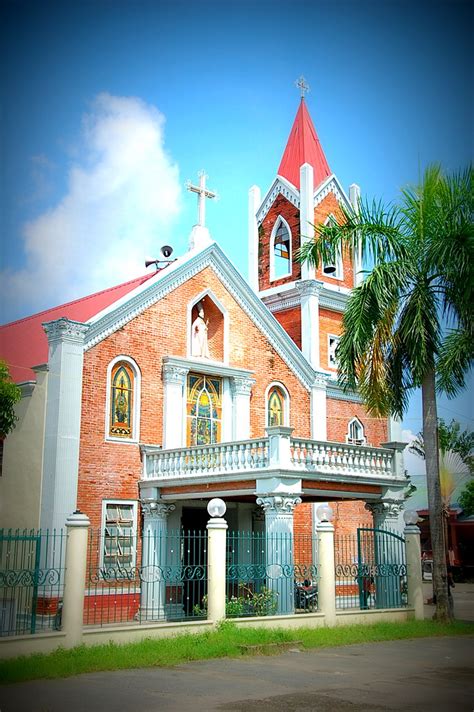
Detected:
left=1, top=94, right=182, bottom=321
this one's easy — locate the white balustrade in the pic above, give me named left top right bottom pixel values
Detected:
left=142, top=437, right=396, bottom=482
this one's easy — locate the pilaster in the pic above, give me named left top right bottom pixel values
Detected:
left=40, top=318, right=89, bottom=532
left=310, top=375, right=328, bottom=440
left=300, top=163, right=315, bottom=281
left=296, top=279, right=323, bottom=369
left=231, top=376, right=255, bottom=440
left=162, top=362, right=189, bottom=449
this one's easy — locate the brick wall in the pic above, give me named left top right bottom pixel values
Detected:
left=273, top=307, right=301, bottom=349
left=327, top=398, right=388, bottom=447
left=77, top=266, right=311, bottom=528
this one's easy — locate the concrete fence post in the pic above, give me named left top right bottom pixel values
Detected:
left=206, top=515, right=228, bottom=622
left=404, top=524, right=424, bottom=620
left=316, top=521, right=337, bottom=626
left=62, top=511, right=90, bottom=648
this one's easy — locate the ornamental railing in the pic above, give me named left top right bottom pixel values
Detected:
left=142, top=437, right=395, bottom=481
left=290, top=439, right=394, bottom=479
left=0, top=528, right=65, bottom=636
left=84, top=528, right=207, bottom=626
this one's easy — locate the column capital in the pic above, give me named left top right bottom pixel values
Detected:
left=141, top=500, right=176, bottom=519
left=162, top=362, right=189, bottom=385
left=295, top=279, right=324, bottom=299
left=365, top=499, right=404, bottom=521
left=256, top=494, right=302, bottom=515
left=43, top=317, right=89, bottom=345
left=230, top=375, right=255, bottom=397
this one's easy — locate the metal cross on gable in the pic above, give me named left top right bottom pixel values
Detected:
left=295, top=75, right=310, bottom=98
left=186, top=170, right=217, bottom=228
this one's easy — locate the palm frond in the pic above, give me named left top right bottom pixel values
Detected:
left=436, top=327, right=474, bottom=397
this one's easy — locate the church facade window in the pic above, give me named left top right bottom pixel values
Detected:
left=106, top=356, right=140, bottom=442
left=346, top=417, right=366, bottom=446
left=266, top=383, right=290, bottom=426
left=270, top=217, right=292, bottom=280
left=100, top=500, right=137, bottom=573
left=186, top=373, right=222, bottom=446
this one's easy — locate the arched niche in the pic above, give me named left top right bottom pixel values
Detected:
left=189, top=292, right=226, bottom=363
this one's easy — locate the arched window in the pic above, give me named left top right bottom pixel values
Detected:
left=106, top=357, right=140, bottom=441
left=347, top=417, right=366, bottom=445
left=187, top=374, right=222, bottom=446
left=266, top=384, right=289, bottom=427
left=322, top=215, right=343, bottom=280
left=271, top=217, right=292, bottom=280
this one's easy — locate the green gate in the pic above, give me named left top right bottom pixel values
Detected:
left=357, top=528, right=407, bottom=610
left=0, top=529, right=65, bottom=636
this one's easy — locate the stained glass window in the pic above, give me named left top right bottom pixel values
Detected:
left=109, top=362, right=134, bottom=438
left=272, top=219, right=291, bottom=278
left=268, top=386, right=285, bottom=426
left=187, top=374, right=222, bottom=446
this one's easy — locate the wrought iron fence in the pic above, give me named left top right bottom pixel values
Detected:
left=84, top=528, right=207, bottom=626
left=335, top=528, right=407, bottom=610
left=225, top=531, right=319, bottom=617
left=0, top=528, right=65, bottom=636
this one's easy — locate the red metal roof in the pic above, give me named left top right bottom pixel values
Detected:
left=0, top=272, right=156, bottom=383
left=277, top=99, right=331, bottom=190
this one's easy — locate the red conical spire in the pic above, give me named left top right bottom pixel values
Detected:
left=277, top=98, right=331, bottom=190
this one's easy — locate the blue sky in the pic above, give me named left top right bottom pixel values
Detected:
left=1, top=0, right=472, bottom=448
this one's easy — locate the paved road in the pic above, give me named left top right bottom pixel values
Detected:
left=2, top=635, right=473, bottom=712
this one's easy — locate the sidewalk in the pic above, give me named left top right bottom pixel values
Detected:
left=423, top=581, right=474, bottom=621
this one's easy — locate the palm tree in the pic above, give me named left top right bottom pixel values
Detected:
left=299, top=165, right=473, bottom=622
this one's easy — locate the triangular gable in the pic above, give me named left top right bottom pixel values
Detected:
left=85, top=242, right=326, bottom=392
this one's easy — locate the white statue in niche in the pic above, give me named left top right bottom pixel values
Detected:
left=191, top=301, right=210, bottom=358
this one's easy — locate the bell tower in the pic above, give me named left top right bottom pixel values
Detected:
left=248, top=79, right=362, bottom=371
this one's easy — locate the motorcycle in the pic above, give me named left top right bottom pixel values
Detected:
left=294, top=579, right=318, bottom=611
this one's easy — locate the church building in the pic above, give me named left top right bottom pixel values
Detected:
left=0, top=90, right=408, bottom=599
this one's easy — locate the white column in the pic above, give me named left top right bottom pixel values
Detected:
left=310, top=379, right=327, bottom=440
left=140, top=498, right=176, bottom=620
left=207, top=514, right=228, bottom=622
left=349, top=183, right=363, bottom=286
left=296, top=279, right=323, bottom=369
left=248, top=185, right=261, bottom=291
left=62, top=511, right=90, bottom=649
left=316, top=520, right=337, bottom=626
left=162, top=363, right=188, bottom=449
left=300, top=163, right=315, bottom=281
left=231, top=376, right=255, bottom=440
left=404, top=524, right=424, bottom=620
left=41, top=319, right=89, bottom=532
left=255, top=494, right=301, bottom=615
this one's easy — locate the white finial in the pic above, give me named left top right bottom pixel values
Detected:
left=295, top=75, right=310, bottom=98
left=186, top=170, right=217, bottom=228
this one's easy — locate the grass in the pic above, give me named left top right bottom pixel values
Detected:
left=1, top=619, right=473, bottom=685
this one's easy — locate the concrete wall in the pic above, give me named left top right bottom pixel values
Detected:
left=0, top=369, right=47, bottom=529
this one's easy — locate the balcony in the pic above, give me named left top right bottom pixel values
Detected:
left=141, top=429, right=404, bottom=489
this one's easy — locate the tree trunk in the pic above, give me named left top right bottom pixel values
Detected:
left=422, top=369, right=452, bottom=621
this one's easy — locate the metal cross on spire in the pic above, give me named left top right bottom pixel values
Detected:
left=186, top=170, right=217, bottom=228
left=295, top=75, right=310, bottom=98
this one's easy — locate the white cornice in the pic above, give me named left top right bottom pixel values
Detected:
left=262, top=284, right=349, bottom=315
left=84, top=242, right=329, bottom=392
left=256, top=177, right=300, bottom=224
left=256, top=173, right=353, bottom=225
left=326, top=383, right=363, bottom=403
